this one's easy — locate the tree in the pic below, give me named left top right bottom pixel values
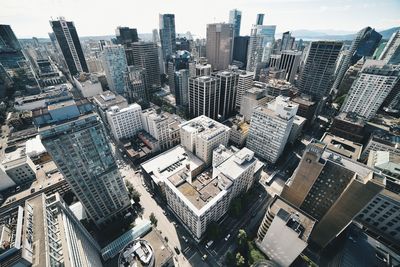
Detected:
left=249, top=248, right=265, bottom=264
left=235, top=252, right=245, bottom=267
left=149, top=212, right=158, bottom=227
left=237, top=229, right=249, bottom=255
left=125, top=181, right=141, bottom=203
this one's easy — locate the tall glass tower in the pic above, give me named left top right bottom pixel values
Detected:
left=159, top=14, right=176, bottom=61
left=229, top=9, right=242, bottom=37
left=0, top=24, right=26, bottom=69
left=50, top=17, right=88, bottom=76
left=34, top=98, right=130, bottom=227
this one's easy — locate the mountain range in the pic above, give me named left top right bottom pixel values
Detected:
left=281, top=27, right=399, bottom=41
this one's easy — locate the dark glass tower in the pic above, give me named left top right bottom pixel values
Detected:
left=116, top=26, right=139, bottom=45
left=350, top=27, right=382, bottom=65
left=159, top=14, right=176, bottom=61
left=233, top=36, right=249, bottom=69
left=50, top=17, right=88, bottom=76
left=229, top=9, right=242, bottom=37
left=0, top=24, right=26, bottom=69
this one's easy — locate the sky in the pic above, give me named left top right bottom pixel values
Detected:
left=1, top=0, right=399, bottom=39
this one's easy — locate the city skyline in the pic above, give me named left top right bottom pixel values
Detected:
left=1, top=0, right=399, bottom=39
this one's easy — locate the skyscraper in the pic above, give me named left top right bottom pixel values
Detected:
left=167, top=50, right=192, bottom=97
left=379, top=30, right=400, bottom=65
left=246, top=15, right=276, bottom=72
left=159, top=14, right=176, bottom=61
left=341, top=62, right=399, bottom=120
left=332, top=27, right=382, bottom=93
left=278, top=50, right=302, bottom=83
left=33, top=98, right=130, bottom=227
left=115, top=26, right=139, bottom=66
left=50, top=17, right=88, bottom=76
left=125, top=65, right=147, bottom=102
left=256, top=14, right=264, bottom=25
left=229, top=9, right=242, bottom=37
left=188, top=76, right=221, bottom=120
left=206, top=23, right=234, bottom=71
left=131, top=41, right=161, bottom=92
left=101, top=44, right=128, bottom=95
left=281, top=141, right=384, bottom=248
left=298, top=41, right=342, bottom=100
left=233, top=36, right=249, bottom=68
left=175, top=69, right=190, bottom=106
left=0, top=24, right=26, bottom=69
left=212, top=70, right=239, bottom=119
left=235, top=70, right=254, bottom=108
left=246, top=96, right=298, bottom=163
left=115, top=26, right=139, bottom=45
left=280, top=31, right=294, bottom=51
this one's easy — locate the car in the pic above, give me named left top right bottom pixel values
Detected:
left=174, top=246, right=180, bottom=254
left=15, top=186, right=21, bottom=192
left=224, top=234, right=231, bottom=241
left=202, top=254, right=208, bottom=261
left=30, top=188, right=35, bottom=193
left=182, top=235, right=188, bottom=243
left=205, top=240, right=214, bottom=249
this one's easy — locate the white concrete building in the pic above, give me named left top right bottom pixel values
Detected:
left=141, top=144, right=260, bottom=240
left=288, top=115, right=306, bottom=144
left=235, top=70, right=254, bottom=108
left=239, top=83, right=272, bottom=122
left=341, top=62, right=399, bottom=120
left=1, top=147, right=36, bottom=185
left=73, top=73, right=103, bottom=98
left=106, top=104, right=143, bottom=140
left=256, top=195, right=316, bottom=267
left=247, top=96, right=298, bottom=163
left=141, top=108, right=170, bottom=151
left=179, top=115, right=230, bottom=165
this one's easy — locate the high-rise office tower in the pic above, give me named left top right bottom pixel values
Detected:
left=235, top=70, right=254, bottom=108
left=131, top=41, right=161, bottom=92
left=159, top=14, right=176, bottom=61
left=0, top=24, right=26, bottom=69
left=233, top=36, right=249, bottom=69
left=125, top=65, right=147, bottom=102
left=281, top=141, right=384, bottom=248
left=229, top=9, right=242, bottom=37
left=206, top=23, right=234, bottom=71
left=246, top=96, right=298, bottom=163
left=298, top=41, right=342, bottom=100
left=167, top=50, right=192, bottom=97
left=175, top=69, right=190, bottom=106
left=379, top=30, right=400, bottom=65
left=50, top=17, right=88, bottom=76
left=256, top=14, right=264, bottom=25
left=101, top=45, right=128, bottom=95
left=332, top=27, right=382, bottom=93
left=272, top=50, right=302, bottom=83
left=341, top=62, right=399, bottom=120
left=34, top=98, right=130, bottom=227
left=212, top=70, right=239, bottom=119
left=188, top=76, right=221, bottom=120
left=280, top=31, right=294, bottom=51
left=246, top=15, right=276, bottom=72
left=115, top=26, right=139, bottom=45
left=115, top=26, right=139, bottom=66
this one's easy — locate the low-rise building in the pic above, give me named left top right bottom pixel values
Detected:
left=361, top=131, right=400, bottom=162
left=291, top=95, right=317, bottom=122
left=256, top=195, right=316, bottom=267
left=321, top=132, right=363, bottom=160
left=179, top=115, right=230, bottom=165
left=92, top=91, right=128, bottom=124
left=1, top=146, right=36, bottom=185
left=106, top=104, right=143, bottom=140
left=368, top=150, right=400, bottom=194
left=224, top=115, right=249, bottom=148
left=73, top=73, right=103, bottom=98
left=288, top=115, right=306, bottom=144
left=330, top=112, right=365, bottom=143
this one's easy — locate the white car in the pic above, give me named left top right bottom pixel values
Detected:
left=205, top=240, right=214, bottom=248
left=224, top=234, right=231, bottom=241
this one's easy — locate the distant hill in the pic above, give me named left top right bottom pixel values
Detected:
left=280, top=27, right=400, bottom=41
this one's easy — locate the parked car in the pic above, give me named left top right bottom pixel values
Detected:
left=205, top=240, right=214, bottom=249
left=174, top=246, right=180, bottom=254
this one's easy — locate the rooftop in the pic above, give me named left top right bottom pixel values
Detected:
left=321, top=133, right=363, bottom=160
left=92, top=91, right=128, bottom=110
left=180, top=115, right=230, bottom=141
left=269, top=195, right=316, bottom=242
left=1, top=146, right=29, bottom=168
left=335, top=112, right=365, bottom=126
